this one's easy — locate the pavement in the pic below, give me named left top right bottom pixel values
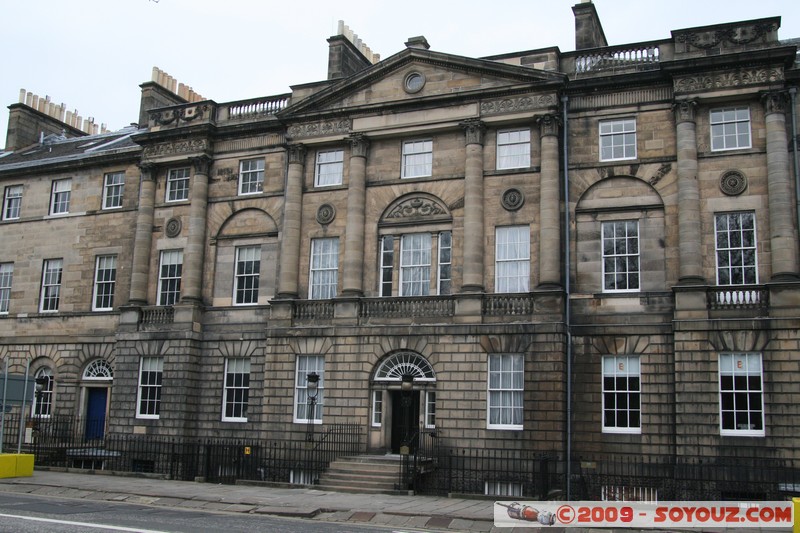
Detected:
left=0, top=467, right=501, bottom=532
left=0, top=469, right=794, bottom=533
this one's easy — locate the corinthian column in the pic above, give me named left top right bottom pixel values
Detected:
left=537, top=114, right=561, bottom=287
left=342, top=134, right=369, bottom=296
left=129, top=163, right=157, bottom=304
left=762, top=92, right=799, bottom=280
left=461, top=119, right=486, bottom=292
left=277, top=144, right=306, bottom=298
left=181, top=155, right=211, bottom=302
left=673, top=100, right=704, bottom=284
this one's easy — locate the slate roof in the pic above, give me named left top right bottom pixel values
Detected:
left=0, top=126, right=142, bottom=173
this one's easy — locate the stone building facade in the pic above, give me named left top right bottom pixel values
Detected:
left=1, top=4, right=799, bottom=477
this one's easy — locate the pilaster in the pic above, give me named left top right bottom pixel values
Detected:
left=342, top=134, right=369, bottom=296
left=537, top=113, right=561, bottom=287
left=460, top=119, right=485, bottom=292
left=277, top=144, right=306, bottom=299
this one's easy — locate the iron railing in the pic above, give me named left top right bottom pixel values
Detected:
left=7, top=414, right=800, bottom=500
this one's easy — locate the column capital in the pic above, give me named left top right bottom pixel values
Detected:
left=287, top=143, right=307, bottom=165
left=137, top=162, right=157, bottom=181
left=535, top=113, right=560, bottom=137
left=189, top=155, right=212, bottom=175
left=761, top=91, right=789, bottom=115
left=348, top=133, right=370, bottom=158
left=461, top=119, right=486, bottom=145
left=672, top=99, right=698, bottom=124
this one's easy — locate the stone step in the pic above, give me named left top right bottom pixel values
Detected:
left=316, top=454, right=405, bottom=495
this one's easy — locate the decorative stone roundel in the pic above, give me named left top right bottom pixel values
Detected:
left=501, top=188, right=525, bottom=211
left=316, top=204, right=336, bottom=225
left=720, top=170, right=747, bottom=196
left=165, top=217, right=182, bottom=238
left=403, top=71, right=426, bottom=94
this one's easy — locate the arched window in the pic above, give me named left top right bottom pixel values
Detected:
left=33, top=367, right=54, bottom=417
left=83, top=360, right=113, bottom=381
left=374, top=352, right=435, bottom=382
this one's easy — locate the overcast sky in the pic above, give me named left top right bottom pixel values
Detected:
left=2, top=0, right=799, bottom=149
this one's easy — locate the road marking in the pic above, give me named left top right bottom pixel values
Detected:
left=0, top=512, right=172, bottom=532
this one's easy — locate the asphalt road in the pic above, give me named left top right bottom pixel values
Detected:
left=0, top=492, right=417, bottom=533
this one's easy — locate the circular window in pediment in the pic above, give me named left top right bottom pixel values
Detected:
left=403, top=71, right=426, bottom=94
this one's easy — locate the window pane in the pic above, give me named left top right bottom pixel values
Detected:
left=310, top=238, right=339, bottom=299
left=234, top=246, right=261, bottom=305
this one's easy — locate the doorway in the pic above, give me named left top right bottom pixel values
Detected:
left=85, top=388, right=107, bottom=440
left=390, top=390, right=419, bottom=453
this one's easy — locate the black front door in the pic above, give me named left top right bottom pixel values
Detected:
left=390, top=390, right=420, bottom=453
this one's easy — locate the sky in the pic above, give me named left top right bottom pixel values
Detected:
left=1, top=0, right=799, bottom=149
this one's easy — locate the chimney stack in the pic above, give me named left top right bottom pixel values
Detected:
left=573, top=1, right=608, bottom=50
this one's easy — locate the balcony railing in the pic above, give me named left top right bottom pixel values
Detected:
left=574, top=43, right=661, bottom=74
left=139, top=306, right=174, bottom=327
left=707, top=286, right=768, bottom=311
left=359, top=296, right=455, bottom=319
left=293, top=300, right=334, bottom=320
left=482, top=294, right=535, bottom=316
left=225, top=95, right=290, bottom=120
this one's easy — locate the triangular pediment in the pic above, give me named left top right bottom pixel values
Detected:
left=280, top=48, right=565, bottom=120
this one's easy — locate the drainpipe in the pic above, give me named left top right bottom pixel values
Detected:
left=790, top=87, right=799, bottom=246
left=561, top=94, right=573, bottom=501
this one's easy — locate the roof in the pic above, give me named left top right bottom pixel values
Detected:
left=0, top=126, right=142, bottom=174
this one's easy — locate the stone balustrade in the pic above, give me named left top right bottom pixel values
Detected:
left=573, top=43, right=662, bottom=74
left=706, top=286, right=768, bottom=312
left=138, top=306, right=175, bottom=328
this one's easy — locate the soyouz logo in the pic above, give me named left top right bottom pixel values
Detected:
left=493, top=501, right=795, bottom=528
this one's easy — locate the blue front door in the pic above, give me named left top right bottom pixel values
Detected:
left=85, top=388, right=107, bottom=440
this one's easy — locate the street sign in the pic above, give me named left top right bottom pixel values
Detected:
left=0, top=375, right=36, bottom=404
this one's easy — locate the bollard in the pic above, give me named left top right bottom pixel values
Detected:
left=793, top=497, right=800, bottom=533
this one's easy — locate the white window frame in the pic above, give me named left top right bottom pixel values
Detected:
left=102, top=171, right=125, bottom=210
left=222, top=358, right=250, bottom=422
left=50, top=178, right=71, bottom=215
left=2, top=185, right=22, bottom=220
left=401, top=139, right=432, bottom=178
left=92, top=255, right=117, bottom=311
left=0, top=263, right=12, bottom=314
left=380, top=236, right=394, bottom=297
left=314, top=149, right=344, bottom=187
left=233, top=245, right=261, bottom=306
left=424, top=391, right=436, bottom=429
left=238, top=158, right=264, bottom=195
left=495, top=226, right=530, bottom=293
left=496, top=129, right=531, bottom=170
left=136, top=356, right=163, bottom=419
left=39, top=258, right=63, bottom=313
left=32, top=368, right=54, bottom=418
left=715, top=212, right=758, bottom=286
left=599, top=118, right=637, bottom=161
left=485, top=481, right=523, bottom=498
left=294, top=355, right=324, bottom=424
left=372, top=390, right=383, bottom=427
left=157, top=250, right=183, bottom=306
left=437, top=231, right=451, bottom=295
left=711, top=107, right=751, bottom=152
left=487, top=353, right=523, bottom=430
left=400, top=233, right=431, bottom=296
left=166, top=168, right=190, bottom=202
left=602, top=355, right=641, bottom=434
left=602, top=221, right=640, bottom=293
left=719, top=353, right=764, bottom=437
left=309, top=238, right=339, bottom=299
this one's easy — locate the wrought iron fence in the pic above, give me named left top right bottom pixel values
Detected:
left=404, top=443, right=800, bottom=501
left=5, top=414, right=800, bottom=500
left=0, top=415, right=363, bottom=485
